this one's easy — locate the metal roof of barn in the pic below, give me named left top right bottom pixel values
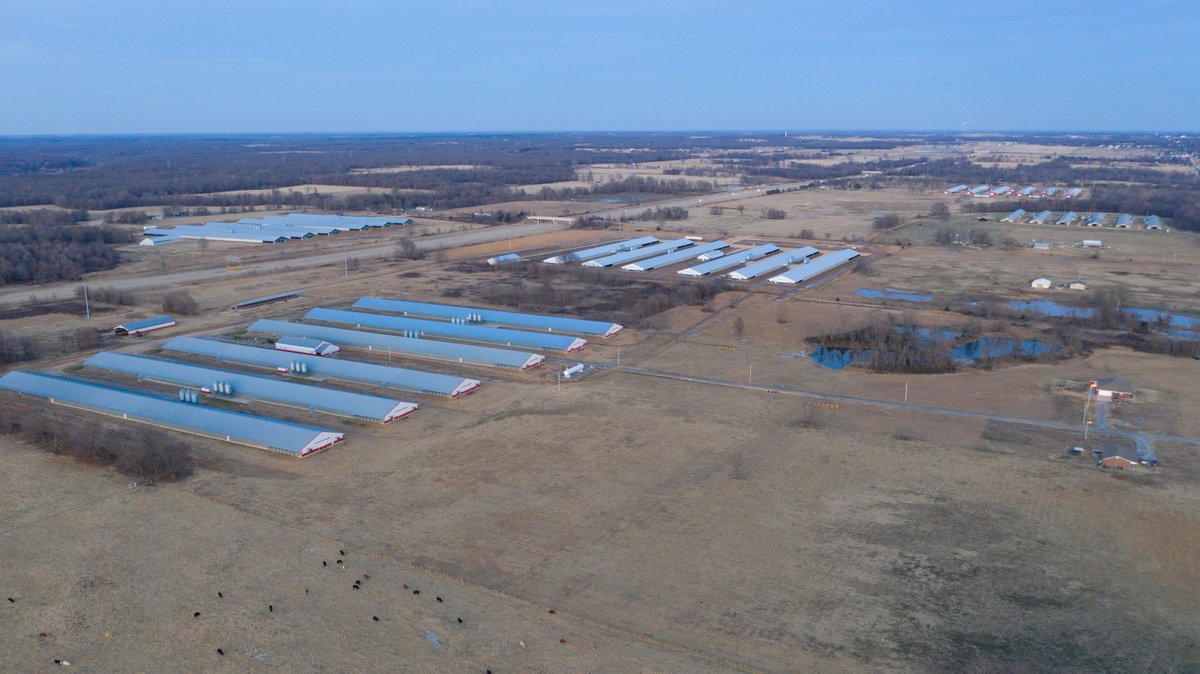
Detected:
left=307, top=308, right=586, bottom=352
left=84, top=352, right=417, bottom=423
left=231, top=291, right=303, bottom=310
left=163, top=337, right=479, bottom=397
left=352, top=297, right=621, bottom=337
left=263, top=213, right=409, bottom=230
left=143, top=225, right=287, bottom=243
left=115, top=316, right=175, bottom=333
left=766, top=249, right=861, bottom=284
left=541, top=236, right=660, bottom=264
left=1056, top=211, right=1079, bottom=224
left=620, top=241, right=731, bottom=272
left=249, top=320, right=544, bottom=370
left=1002, top=209, right=1027, bottom=222
left=726, top=247, right=820, bottom=280
left=275, top=336, right=329, bottom=349
left=582, top=238, right=694, bottom=268
left=0, top=371, right=342, bottom=456
left=677, top=243, right=781, bottom=276
left=1030, top=210, right=1053, bottom=223
left=200, top=222, right=315, bottom=239
left=1116, top=214, right=1134, bottom=226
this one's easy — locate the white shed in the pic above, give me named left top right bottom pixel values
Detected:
left=274, top=336, right=340, bottom=357
left=1030, top=278, right=1052, bottom=289
left=1069, top=282, right=1087, bottom=290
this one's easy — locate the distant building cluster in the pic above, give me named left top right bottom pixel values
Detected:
left=141, top=212, right=411, bottom=246
left=543, top=236, right=861, bottom=284
left=995, top=209, right=1162, bottom=230
left=942, top=184, right=1083, bottom=198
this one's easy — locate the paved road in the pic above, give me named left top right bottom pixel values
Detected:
left=553, top=359, right=1200, bottom=451
left=0, top=221, right=565, bottom=306
left=588, top=183, right=812, bottom=221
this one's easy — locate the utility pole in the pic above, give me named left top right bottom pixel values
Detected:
left=82, top=285, right=91, bottom=320
left=1083, top=386, right=1092, bottom=441
left=904, top=381, right=909, bottom=404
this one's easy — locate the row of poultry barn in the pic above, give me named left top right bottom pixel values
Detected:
left=942, top=185, right=1084, bottom=198
left=1000, top=210, right=1163, bottom=229
left=140, top=212, right=412, bottom=246
left=543, top=236, right=861, bottom=285
left=0, top=299, right=621, bottom=458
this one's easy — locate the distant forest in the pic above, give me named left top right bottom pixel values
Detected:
left=0, top=130, right=1196, bottom=231
left=0, top=131, right=1112, bottom=213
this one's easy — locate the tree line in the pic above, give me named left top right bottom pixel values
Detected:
left=0, top=404, right=193, bottom=484
left=0, top=224, right=134, bottom=285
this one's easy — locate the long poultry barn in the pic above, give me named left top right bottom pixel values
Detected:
left=162, top=336, right=480, bottom=397
left=351, top=297, right=622, bottom=337
left=249, top=320, right=545, bottom=370
left=582, top=238, right=694, bottom=268
left=542, top=236, right=660, bottom=264
left=0, top=371, right=343, bottom=457
left=84, top=352, right=419, bottom=423
left=114, top=315, right=176, bottom=336
left=766, top=249, right=861, bottom=284
left=677, top=243, right=780, bottom=277
left=305, top=307, right=587, bottom=352
left=726, top=247, right=820, bottom=280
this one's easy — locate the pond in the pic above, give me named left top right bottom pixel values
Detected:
left=856, top=288, right=934, bottom=302
left=810, top=336, right=1057, bottom=370
left=953, top=338, right=1056, bottom=361
left=1009, top=299, right=1200, bottom=330
left=1008, top=300, right=1095, bottom=318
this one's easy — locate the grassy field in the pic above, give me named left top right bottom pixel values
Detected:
left=3, top=356, right=1199, bottom=672
left=3, top=152, right=1200, bottom=671
left=678, top=187, right=947, bottom=242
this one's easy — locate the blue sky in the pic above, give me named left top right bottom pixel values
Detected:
left=1, top=0, right=1197, bottom=134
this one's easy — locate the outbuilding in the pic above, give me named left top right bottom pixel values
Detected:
left=1069, top=282, right=1087, bottom=290
left=1091, top=377, right=1133, bottom=399
left=274, top=336, right=340, bottom=356
left=1030, top=278, right=1052, bottom=289
left=1100, top=456, right=1136, bottom=471
left=487, top=253, right=521, bottom=266
left=114, top=315, right=176, bottom=336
